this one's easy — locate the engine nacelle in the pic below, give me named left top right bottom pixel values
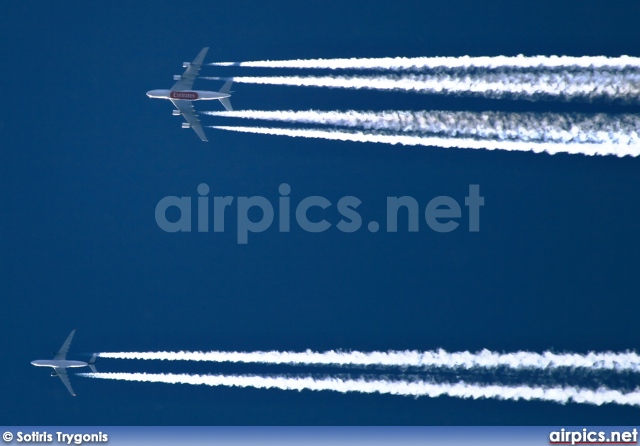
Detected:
left=172, top=110, right=181, bottom=116
left=183, top=62, right=191, bottom=68
left=173, top=75, right=182, bottom=81
left=182, top=123, right=191, bottom=129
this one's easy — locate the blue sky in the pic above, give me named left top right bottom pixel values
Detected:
left=1, top=1, right=639, bottom=425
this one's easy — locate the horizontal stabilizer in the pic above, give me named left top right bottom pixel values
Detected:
left=219, top=80, right=233, bottom=95
left=218, top=97, right=233, bottom=111
left=89, top=353, right=98, bottom=373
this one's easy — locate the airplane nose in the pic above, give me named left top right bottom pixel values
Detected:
left=146, top=91, right=152, bottom=97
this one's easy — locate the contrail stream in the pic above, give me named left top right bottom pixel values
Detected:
left=202, top=109, right=640, bottom=146
left=80, top=372, right=640, bottom=406
left=97, top=349, right=640, bottom=371
left=208, top=55, right=640, bottom=70
left=202, top=72, right=640, bottom=101
left=207, top=125, right=637, bottom=157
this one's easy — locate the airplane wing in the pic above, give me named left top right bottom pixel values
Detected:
left=171, top=47, right=209, bottom=91
left=54, top=368, right=76, bottom=396
left=171, top=99, right=208, bottom=142
left=53, top=329, right=76, bottom=360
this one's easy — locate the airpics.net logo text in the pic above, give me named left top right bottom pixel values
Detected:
left=154, top=183, right=484, bottom=244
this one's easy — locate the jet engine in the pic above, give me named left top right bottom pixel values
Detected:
left=173, top=75, right=182, bottom=81
left=183, top=62, right=191, bottom=68
left=172, top=110, right=181, bottom=116
left=182, top=123, right=191, bottom=129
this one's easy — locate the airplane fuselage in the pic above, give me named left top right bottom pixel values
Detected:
left=31, top=359, right=88, bottom=369
left=146, top=89, right=230, bottom=101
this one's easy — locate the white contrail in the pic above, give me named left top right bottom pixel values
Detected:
left=208, top=55, right=640, bottom=70
left=207, top=125, right=638, bottom=157
left=202, top=110, right=640, bottom=146
left=202, top=72, right=640, bottom=101
left=80, top=372, right=640, bottom=406
left=97, top=349, right=640, bottom=372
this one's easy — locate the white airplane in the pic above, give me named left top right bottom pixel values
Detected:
left=146, top=47, right=233, bottom=142
left=31, top=329, right=97, bottom=396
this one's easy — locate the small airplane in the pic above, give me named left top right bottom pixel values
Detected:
left=146, top=47, right=233, bottom=142
left=31, top=329, right=97, bottom=396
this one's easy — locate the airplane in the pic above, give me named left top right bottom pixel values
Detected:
left=31, top=329, right=97, bottom=396
left=146, top=47, right=233, bottom=142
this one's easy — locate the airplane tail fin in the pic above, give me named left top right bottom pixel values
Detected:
left=88, top=353, right=98, bottom=373
left=218, top=80, right=233, bottom=111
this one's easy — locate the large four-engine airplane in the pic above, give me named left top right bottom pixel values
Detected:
left=31, top=329, right=97, bottom=396
left=147, top=47, right=233, bottom=142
